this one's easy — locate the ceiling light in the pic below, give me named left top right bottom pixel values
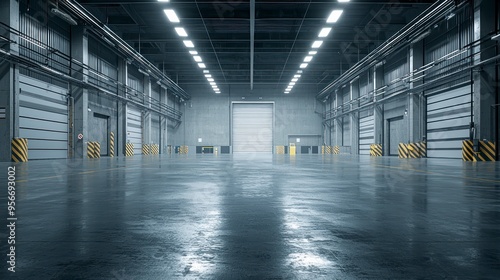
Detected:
left=198, top=63, right=206, bottom=68
left=289, top=82, right=296, bottom=86
left=203, top=70, right=209, bottom=73
left=294, top=74, right=301, bottom=78
left=292, top=78, right=298, bottom=82
left=193, top=56, right=202, bottom=62
left=300, top=63, right=308, bottom=68
left=207, top=78, right=214, bottom=82
left=183, top=40, right=194, bottom=48
left=297, top=70, right=303, bottom=74
left=205, top=74, right=212, bottom=78
left=309, top=51, right=317, bottom=55
left=318, top=27, right=332, bottom=38
left=312, top=41, right=323, bottom=48
left=338, top=0, right=350, bottom=2
left=164, top=9, right=180, bottom=23
left=304, top=56, right=313, bottom=62
left=210, top=82, right=216, bottom=86
left=157, top=0, right=170, bottom=2
left=175, top=27, right=188, bottom=37
left=189, top=50, right=198, bottom=55
left=327, top=10, right=343, bottom=23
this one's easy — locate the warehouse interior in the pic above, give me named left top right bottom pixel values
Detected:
left=0, top=0, right=499, bottom=278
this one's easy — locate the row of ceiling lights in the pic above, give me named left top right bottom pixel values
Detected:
left=161, top=1, right=220, bottom=94
left=285, top=0, right=349, bottom=94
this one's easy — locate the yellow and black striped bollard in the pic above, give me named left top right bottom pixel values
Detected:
left=125, top=143, right=134, bottom=157
left=110, top=132, right=115, bottom=157
left=11, top=138, right=28, bottom=162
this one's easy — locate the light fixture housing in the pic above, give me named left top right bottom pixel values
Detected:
left=164, top=9, right=180, bottom=23
left=175, top=27, right=188, bottom=37
left=327, top=10, right=343, bottom=23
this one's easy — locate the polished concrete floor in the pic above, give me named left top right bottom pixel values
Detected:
left=1, top=154, right=499, bottom=279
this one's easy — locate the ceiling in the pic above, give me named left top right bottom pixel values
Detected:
left=77, top=0, right=433, bottom=93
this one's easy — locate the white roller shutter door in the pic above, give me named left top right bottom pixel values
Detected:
left=358, top=114, right=374, bottom=155
left=127, top=106, right=143, bottom=155
left=232, top=103, right=273, bottom=153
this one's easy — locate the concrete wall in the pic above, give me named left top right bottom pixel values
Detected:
left=171, top=84, right=323, bottom=148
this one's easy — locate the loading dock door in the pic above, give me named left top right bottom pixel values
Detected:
left=232, top=103, right=273, bottom=153
left=358, top=113, right=374, bottom=155
left=19, top=75, right=68, bottom=160
left=127, top=105, right=143, bottom=155
left=426, top=85, right=472, bottom=159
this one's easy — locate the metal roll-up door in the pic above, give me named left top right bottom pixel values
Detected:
left=358, top=113, right=374, bottom=155
left=151, top=113, right=160, bottom=144
left=426, top=85, right=472, bottom=159
left=343, top=117, right=351, bottom=146
left=19, top=75, right=68, bottom=160
left=232, top=103, right=273, bottom=153
left=127, top=105, right=143, bottom=155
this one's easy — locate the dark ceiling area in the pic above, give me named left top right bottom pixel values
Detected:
left=78, top=0, right=434, bottom=92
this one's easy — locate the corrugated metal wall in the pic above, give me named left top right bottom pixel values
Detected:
left=342, top=87, right=351, bottom=146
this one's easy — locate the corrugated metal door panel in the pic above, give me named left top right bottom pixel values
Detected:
left=343, top=117, right=351, bottom=146
left=359, top=114, right=374, bottom=155
left=426, top=85, right=471, bottom=159
left=127, top=106, right=143, bottom=155
left=89, top=115, right=108, bottom=156
left=232, top=103, right=273, bottom=153
left=19, top=75, right=68, bottom=160
left=151, top=113, right=160, bottom=144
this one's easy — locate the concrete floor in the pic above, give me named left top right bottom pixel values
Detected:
left=1, top=154, right=499, bottom=279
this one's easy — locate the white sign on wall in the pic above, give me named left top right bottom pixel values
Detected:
left=198, top=138, right=202, bottom=143
left=296, top=138, right=300, bottom=143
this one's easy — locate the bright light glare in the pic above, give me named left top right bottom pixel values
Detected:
left=327, top=10, right=343, bottom=23
left=183, top=40, right=194, bottom=48
left=175, top=27, right=188, bottom=37
left=164, top=9, right=180, bottom=23
left=318, top=27, right=332, bottom=38
left=312, top=41, right=323, bottom=48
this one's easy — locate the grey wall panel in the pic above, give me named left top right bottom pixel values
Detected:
left=388, top=117, right=405, bottom=156
left=173, top=85, right=321, bottom=147
left=127, top=105, right=143, bottom=155
left=426, top=85, right=471, bottom=159
left=19, top=75, right=68, bottom=160
left=89, top=114, right=109, bottom=156
left=359, top=113, right=374, bottom=155
left=232, top=103, right=273, bottom=153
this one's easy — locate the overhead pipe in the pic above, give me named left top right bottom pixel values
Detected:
left=317, top=0, right=456, bottom=100
left=0, top=48, right=182, bottom=122
left=59, top=0, right=190, bottom=100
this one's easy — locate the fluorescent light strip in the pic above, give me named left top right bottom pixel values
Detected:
left=203, top=70, right=209, bottom=73
left=193, top=56, right=202, bottom=62
left=183, top=40, right=194, bottom=48
left=312, top=41, right=323, bottom=48
left=210, top=82, right=216, bottom=86
left=207, top=78, right=214, bottom=82
left=163, top=9, right=180, bottom=23
left=175, top=27, right=188, bottom=37
left=318, top=27, right=332, bottom=38
left=309, top=51, right=317, bottom=55
left=304, top=56, right=313, bottom=62
left=198, top=63, right=206, bottom=68
left=327, top=10, right=343, bottom=23
left=205, top=74, right=212, bottom=78
left=294, top=74, right=301, bottom=78
left=300, top=63, right=308, bottom=69
left=338, top=0, right=350, bottom=2
left=292, top=78, right=298, bottom=82
left=189, top=50, right=198, bottom=55
left=157, top=0, right=170, bottom=2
